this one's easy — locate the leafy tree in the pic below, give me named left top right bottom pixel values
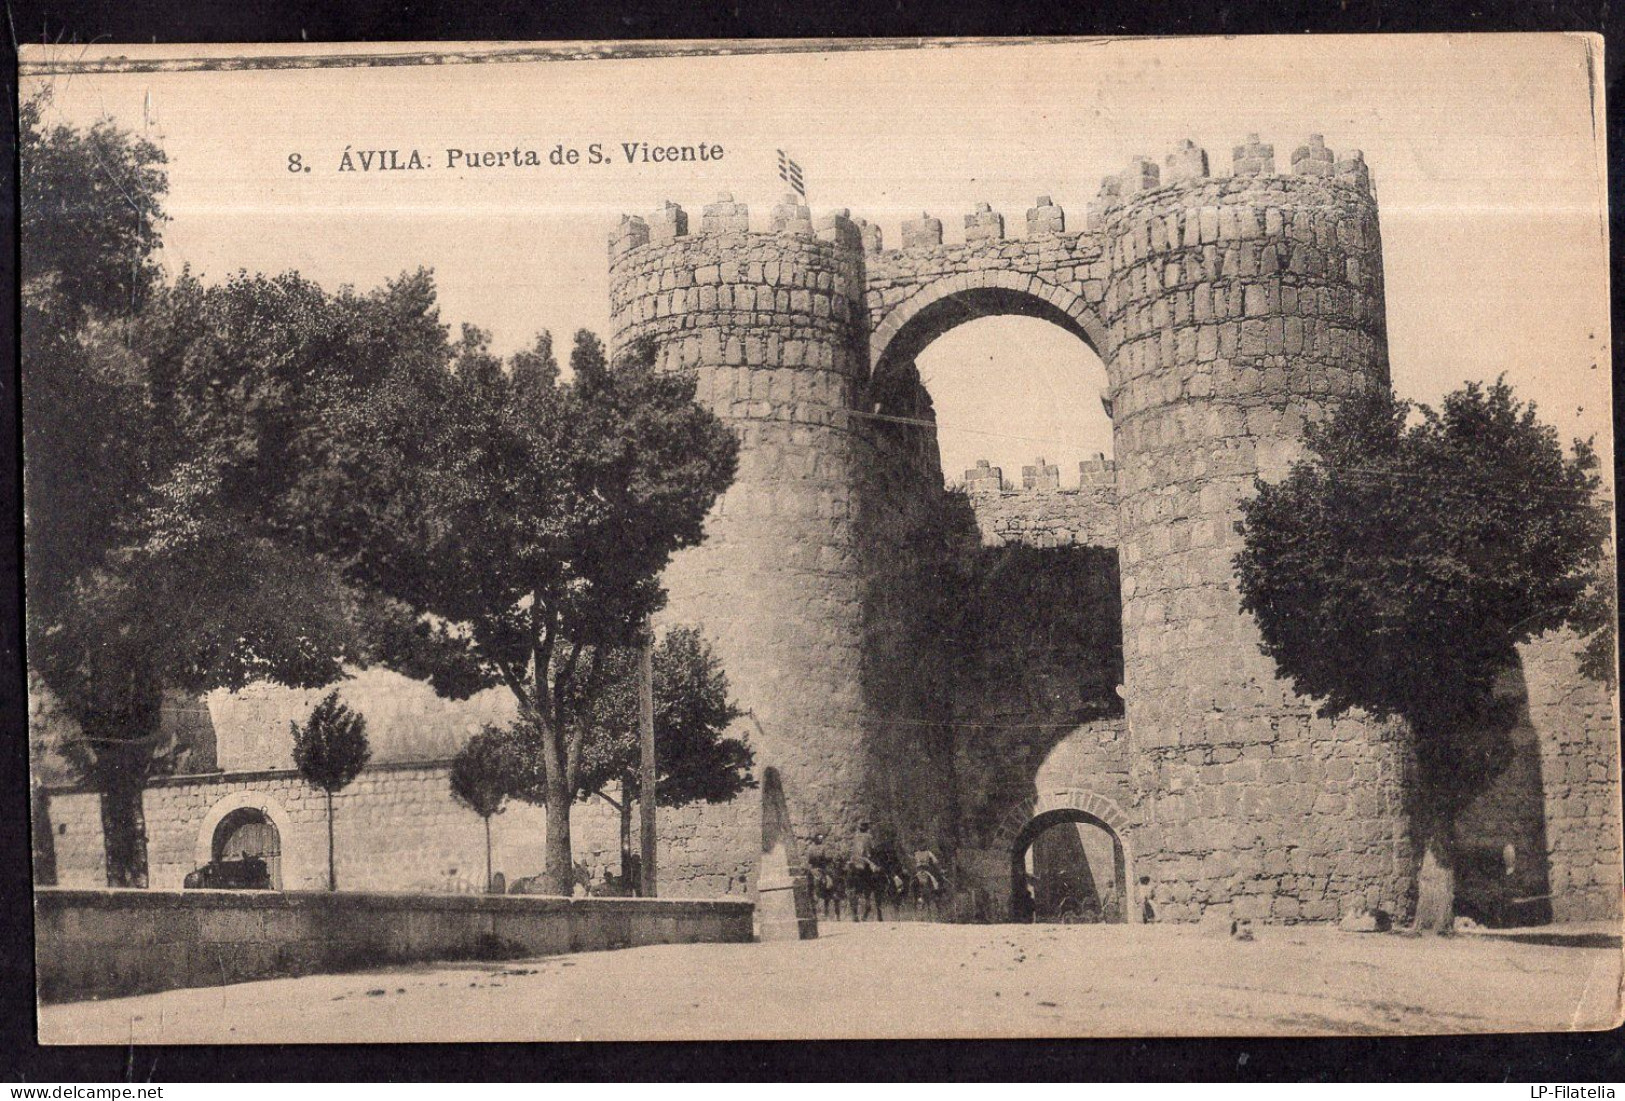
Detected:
left=20, top=89, right=168, bottom=318
left=325, top=330, right=739, bottom=895
left=1569, top=557, right=1619, bottom=690
left=291, top=692, right=372, bottom=891
left=1235, top=380, right=1610, bottom=930
left=21, top=89, right=449, bottom=884
left=573, top=627, right=753, bottom=882
left=26, top=268, right=450, bottom=886
left=449, top=726, right=526, bottom=891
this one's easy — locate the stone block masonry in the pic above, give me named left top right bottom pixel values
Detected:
left=609, top=200, right=896, bottom=865
left=44, top=762, right=760, bottom=900
left=1097, top=157, right=1413, bottom=924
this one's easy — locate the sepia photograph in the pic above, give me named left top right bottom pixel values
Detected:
left=18, top=34, right=1622, bottom=1044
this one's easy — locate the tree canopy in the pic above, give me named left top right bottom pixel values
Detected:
left=291, top=691, right=372, bottom=795
left=22, top=90, right=451, bottom=883
left=574, top=627, right=753, bottom=808
left=20, top=89, right=168, bottom=318
left=291, top=691, right=371, bottom=891
left=450, top=726, right=523, bottom=822
left=1234, top=379, right=1611, bottom=927
left=24, top=91, right=740, bottom=895
left=326, top=328, right=740, bottom=893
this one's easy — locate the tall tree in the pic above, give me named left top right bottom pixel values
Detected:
left=323, top=331, right=739, bottom=895
left=291, top=692, right=372, bottom=891
left=20, top=89, right=168, bottom=318
left=1234, top=381, right=1610, bottom=930
left=21, top=90, right=450, bottom=884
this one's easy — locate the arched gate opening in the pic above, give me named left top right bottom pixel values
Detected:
left=1009, top=808, right=1128, bottom=924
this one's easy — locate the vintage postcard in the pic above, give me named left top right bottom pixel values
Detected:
left=20, top=35, right=1621, bottom=1042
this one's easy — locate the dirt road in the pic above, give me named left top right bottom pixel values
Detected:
left=38, top=920, right=1623, bottom=1043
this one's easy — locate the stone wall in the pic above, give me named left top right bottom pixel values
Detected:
left=1456, top=630, right=1622, bottom=923
left=1521, top=631, right=1623, bottom=921
left=963, top=480, right=1119, bottom=549
left=204, top=670, right=517, bottom=772
left=43, top=764, right=760, bottom=899
left=947, top=477, right=1128, bottom=916
left=35, top=887, right=753, bottom=1003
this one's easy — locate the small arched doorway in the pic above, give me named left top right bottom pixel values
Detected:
left=212, top=806, right=282, bottom=889
left=1009, top=808, right=1128, bottom=924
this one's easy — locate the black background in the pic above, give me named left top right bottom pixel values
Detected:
left=3, top=0, right=1622, bottom=1082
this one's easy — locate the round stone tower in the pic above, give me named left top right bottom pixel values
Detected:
left=1098, top=135, right=1415, bottom=923
left=607, top=193, right=878, bottom=859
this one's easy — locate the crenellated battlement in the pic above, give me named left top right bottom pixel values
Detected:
left=962, top=454, right=1118, bottom=495
left=609, top=192, right=876, bottom=262
left=961, top=455, right=1121, bottom=551
left=609, top=134, right=1376, bottom=267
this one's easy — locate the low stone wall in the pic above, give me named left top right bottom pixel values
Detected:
left=42, top=764, right=759, bottom=899
left=35, top=887, right=754, bottom=1004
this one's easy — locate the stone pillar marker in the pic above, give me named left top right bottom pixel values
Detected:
left=756, top=766, right=817, bottom=940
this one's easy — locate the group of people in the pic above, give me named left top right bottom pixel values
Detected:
left=804, top=822, right=949, bottom=921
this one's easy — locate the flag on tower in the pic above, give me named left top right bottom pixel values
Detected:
left=777, top=149, right=805, bottom=198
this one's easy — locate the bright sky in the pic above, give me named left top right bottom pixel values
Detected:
left=21, top=36, right=1611, bottom=485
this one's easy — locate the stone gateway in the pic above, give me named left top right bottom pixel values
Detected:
left=35, top=135, right=1621, bottom=927
left=605, top=134, right=1617, bottom=926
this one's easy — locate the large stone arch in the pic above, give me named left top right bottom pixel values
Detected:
left=868, top=270, right=1112, bottom=381
left=992, top=788, right=1141, bottom=924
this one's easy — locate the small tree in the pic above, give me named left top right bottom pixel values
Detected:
left=575, top=628, right=754, bottom=883
left=1235, top=380, right=1610, bottom=931
left=291, top=692, right=371, bottom=891
left=449, top=725, right=525, bottom=891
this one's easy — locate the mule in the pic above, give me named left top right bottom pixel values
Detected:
left=846, top=860, right=890, bottom=922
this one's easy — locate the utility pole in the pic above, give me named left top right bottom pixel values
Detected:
left=638, top=618, right=657, bottom=897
